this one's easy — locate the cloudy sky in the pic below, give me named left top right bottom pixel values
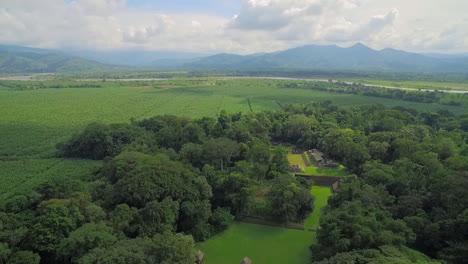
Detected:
left=1, top=0, right=467, bottom=54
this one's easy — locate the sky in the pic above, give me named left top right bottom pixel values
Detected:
left=1, top=0, right=468, bottom=54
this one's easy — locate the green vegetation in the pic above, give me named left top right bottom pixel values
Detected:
left=0, top=53, right=115, bottom=73
left=287, top=154, right=306, bottom=167
left=198, top=222, right=315, bottom=264
left=304, top=186, right=332, bottom=230
left=281, top=80, right=468, bottom=107
left=315, top=245, right=443, bottom=264
left=285, top=153, right=337, bottom=230
left=345, top=78, right=468, bottom=91
left=287, top=153, right=348, bottom=177
left=1, top=76, right=465, bottom=264
left=0, top=108, right=321, bottom=263
left=0, top=159, right=100, bottom=200
left=302, top=165, right=347, bottom=177
left=1, top=78, right=466, bottom=160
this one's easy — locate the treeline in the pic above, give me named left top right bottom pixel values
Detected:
left=228, top=70, right=468, bottom=83
left=282, top=81, right=467, bottom=106
left=0, top=81, right=103, bottom=91
left=59, top=71, right=209, bottom=80
left=62, top=69, right=468, bottom=83
left=0, top=79, right=213, bottom=91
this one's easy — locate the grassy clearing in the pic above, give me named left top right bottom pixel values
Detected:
left=287, top=154, right=306, bottom=168
left=198, top=222, right=315, bottom=264
left=305, top=186, right=332, bottom=230
left=287, top=153, right=349, bottom=177
left=303, top=152, right=349, bottom=177
left=303, top=164, right=348, bottom=177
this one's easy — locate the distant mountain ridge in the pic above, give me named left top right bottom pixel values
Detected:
left=0, top=45, right=116, bottom=73
left=64, top=49, right=210, bottom=66
left=1, top=43, right=468, bottom=73
left=183, top=43, right=468, bottom=72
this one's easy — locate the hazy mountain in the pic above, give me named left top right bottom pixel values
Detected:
left=2, top=43, right=468, bottom=73
left=423, top=53, right=468, bottom=59
left=186, top=43, right=468, bottom=72
left=0, top=45, right=115, bottom=73
left=0, top=45, right=55, bottom=54
left=149, top=57, right=201, bottom=68
left=65, top=49, right=210, bottom=66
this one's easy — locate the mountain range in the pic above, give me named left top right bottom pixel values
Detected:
left=0, top=45, right=116, bottom=73
left=182, top=43, right=468, bottom=72
left=1, top=43, right=468, bottom=73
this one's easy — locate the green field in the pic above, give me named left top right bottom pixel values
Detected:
left=287, top=154, right=306, bottom=168
left=198, top=222, right=315, bottom=264
left=305, top=186, right=332, bottom=230
left=303, top=165, right=348, bottom=177
left=1, top=78, right=466, bottom=160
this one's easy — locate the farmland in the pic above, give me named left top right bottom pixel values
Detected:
left=1, top=78, right=466, bottom=160
left=0, top=159, right=101, bottom=201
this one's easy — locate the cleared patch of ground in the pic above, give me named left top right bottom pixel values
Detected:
left=198, top=222, right=315, bottom=264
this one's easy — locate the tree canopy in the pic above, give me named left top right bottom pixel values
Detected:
left=1, top=101, right=466, bottom=263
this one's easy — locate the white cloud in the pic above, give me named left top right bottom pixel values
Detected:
left=0, top=0, right=467, bottom=53
left=323, top=8, right=399, bottom=42
left=0, top=0, right=229, bottom=51
left=226, top=0, right=398, bottom=50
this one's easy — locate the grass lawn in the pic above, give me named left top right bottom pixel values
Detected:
left=198, top=222, right=315, bottom=264
left=287, top=154, right=306, bottom=168
left=304, top=186, right=332, bottom=230
left=287, top=153, right=349, bottom=177
left=303, top=164, right=348, bottom=177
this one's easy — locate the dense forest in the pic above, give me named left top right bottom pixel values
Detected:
left=1, top=101, right=467, bottom=263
